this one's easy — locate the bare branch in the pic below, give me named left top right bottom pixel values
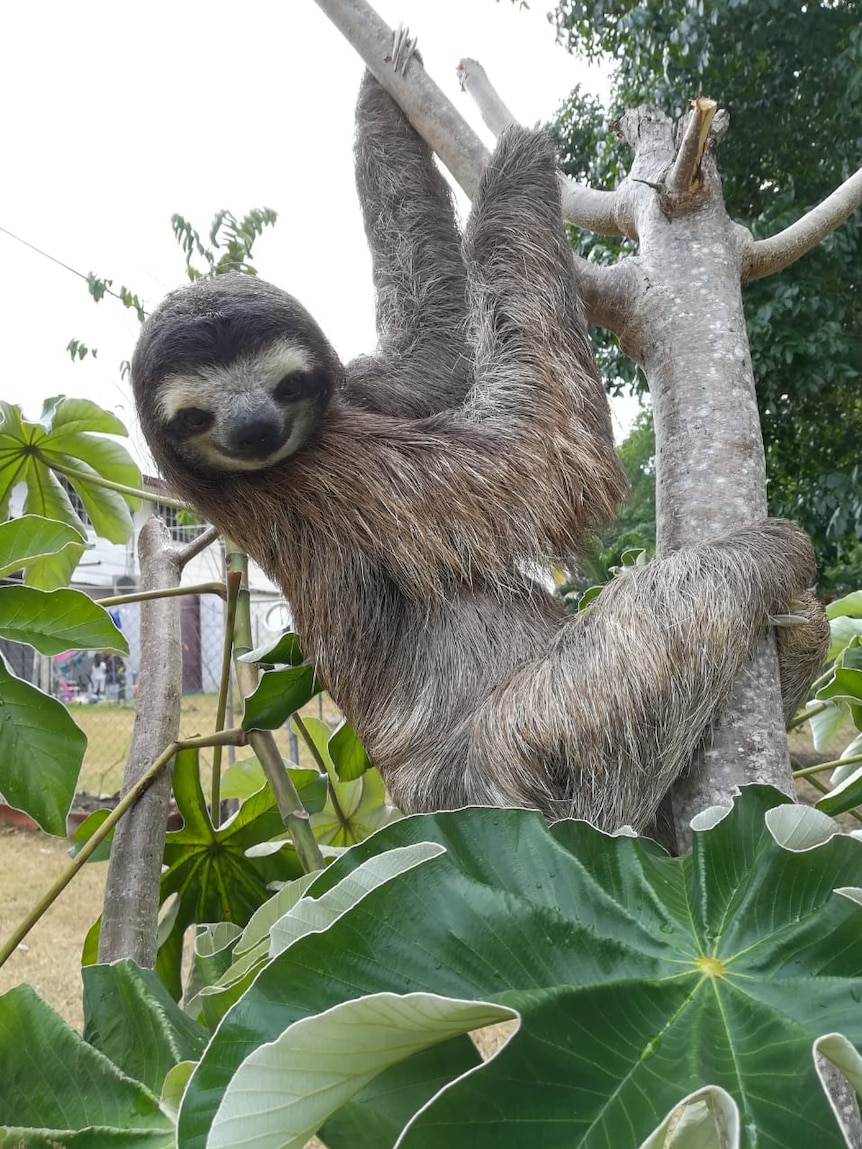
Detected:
left=744, top=163, right=862, bottom=282
left=458, top=54, right=628, bottom=238
left=456, top=56, right=517, bottom=136
left=315, top=0, right=628, bottom=327
left=667, top=97, right=717, bottom=195
left=175, top=522, right=220, bottom=566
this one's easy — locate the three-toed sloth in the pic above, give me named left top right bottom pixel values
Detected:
left=132, top=72, right=827, bottom=832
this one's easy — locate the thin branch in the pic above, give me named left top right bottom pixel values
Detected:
left=744, top=163, right=862, bottom=282
left=45, top=457, right=193, bottom=513
left=175, top=523, right=220, bottom=565
left=793, top=751, right=862, bottom=780
left=95, top=579, right=226, bottom=607
left=666, top=97, right=717, bottom=195
left=456, top=56, right=516, bottom=136
left=0, top=729, right=246, bottom=971
left=456, top=55, right=628, bottom=238
left=211, top=570, right=243, bottom=825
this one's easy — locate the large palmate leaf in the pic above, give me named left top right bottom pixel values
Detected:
left=178, top=788, right=862, bottom=1149
left=84, top=747, right=306, bottom=998
left=298, top=716, right=400, bottom=846
left=0, top=397, right=140, bottom=588
left=0, top=653, right=86, bottom=834
left=0, top=985, right=174, bottom=1148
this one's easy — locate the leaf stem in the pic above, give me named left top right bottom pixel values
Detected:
left=793, top=751, right=862, bottom=780
left=294, top=713, right=349, bottom=829
left=211, top=570, right=243, bottom=825
left=225, top=541, right=324, bottom=873
left=44, top=457, right=192, bottom=512
left=96, top=581, right=226, bottom=607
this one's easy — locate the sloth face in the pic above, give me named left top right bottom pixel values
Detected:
left=155, top=339, right=330, bottom=473
left=132, top=277, right=340, bottom=476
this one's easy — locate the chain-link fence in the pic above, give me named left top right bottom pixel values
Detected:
left=3, top=589, right=332, bottom=798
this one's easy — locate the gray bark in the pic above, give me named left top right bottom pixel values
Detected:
left=97, top=516, right=183, bottom=967
left=609, top=106, right=792, bottom=846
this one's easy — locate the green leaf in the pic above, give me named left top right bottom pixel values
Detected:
left=242, top=664, right=319, bottom=730
left=827, top=591, right=862, bottom=620
left=240, top=631, right=305, bottom=666
left=809, top=700, right=849, bottom=751
left=328, top=720, right=371, bottom=782
left=818, top=666, right=862, bottom=706
left=83, top=961, right=207, bottom=1096
left=155, top=747, right=304, bottom=995
left=298, top=716, right=400, bottom=846
left=829, top=615, right=862, bottom=662
left=270, top=842, right=445, bottom=958
left=0, top=515, right=87, bottom=578
left=0, top=586, right=128, bottom=655
left=0, top=398, right=140, bottom=585
left=47, top=453, right=136, bottom=543
left=816, top=763, right=862, bottom=817
left=208, top=994, right=515, bottom=1149
left=69, top=807, right=115, bottom=861
left=178, top=788, right=862, bottom=1149
left=0, top=984, right=173, bottom=1145
left=0, top=655, right=86, bottom=834
left=40, top=395, right=131, bottom=438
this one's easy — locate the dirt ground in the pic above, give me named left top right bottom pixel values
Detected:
left=0, top=826, right=106, bottom=1030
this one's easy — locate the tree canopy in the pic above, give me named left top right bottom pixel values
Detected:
left=549, top=0, right=862, bottom=590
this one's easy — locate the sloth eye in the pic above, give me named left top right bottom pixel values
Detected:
left=273, top=373, right=306, bottom=402
left=170, top=408, right=213, bottom=437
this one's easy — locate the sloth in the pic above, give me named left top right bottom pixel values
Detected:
left=131, top=71, right=828, bottom=832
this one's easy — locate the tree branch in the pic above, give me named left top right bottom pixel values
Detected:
left=313, top=0, right=488, bottom=196
left=457, top=54, right=629, bottom=238
left=743, top=163, right=862, bottom=281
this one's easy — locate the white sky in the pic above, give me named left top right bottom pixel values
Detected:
left=1, top=0, right=635, bottom=471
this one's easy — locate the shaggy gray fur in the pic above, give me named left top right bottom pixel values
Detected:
left=131, top=74, right=827, bottom=832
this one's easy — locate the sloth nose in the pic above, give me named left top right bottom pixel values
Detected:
left=228, top=416, right=285, bottom=457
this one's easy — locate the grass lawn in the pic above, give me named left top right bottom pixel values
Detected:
left=71, top=692, right=343, bottom=795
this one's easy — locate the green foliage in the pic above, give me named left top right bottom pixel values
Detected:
left=65, top=338, right=98, bottom=362
left=165, top=789, right=862, bottom=1148
left=4, top=792, right=861, bottom=1147
left=0, top=396, right=140, bottom=588
left=804, top=591, right=862, bottom=816
left=82, top=961, right=207, bottom=1095
left=172, top=207, right=278, bottom=281
left=0, top=401, right=142, bottom=834
left=0, top=515, right=86, bottom=578
left=296, top=715, right=399, bottom=846
left=549, top=0, right=862, bottom=589
left=0, top=984, right=174, bottom=1146
left=0, top=586, right=126, bottom=656
left=564, top=408, right=656, bottom=593
left=82, top=747, right=306, bottom=998
left=0, top=655, right=87, bottom=835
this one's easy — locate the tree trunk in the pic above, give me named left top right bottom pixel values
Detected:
left=608, top=107, right=792, bottom=847
left=98, top=516, right=183, bottom=966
